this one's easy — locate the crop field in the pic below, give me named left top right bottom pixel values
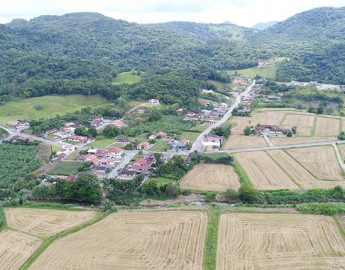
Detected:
left=314, top=117, right=340, bottom=137
left=287, top=146, right=344, bottom=181
left=0, top=95, right=109, bottom=122
left=281, top=114, right=315, bottom=136
left=337, top=144, right=345, bottom=160
left=29, top=211, right=207, bottom=270
left=267, top=150, right=345, bottom=189
left=234, top=151, right=298, bottom=190
left=180, top=164, right=241, bottom=192
left=271, top=136, right=336, bottom=146
left=5, top=208, right=98, bottom=238
left=0, top=230, right=42, bottom=270
left=223, top=135, right=267, bottom=149
left=217, top=213, right=345, bottom=270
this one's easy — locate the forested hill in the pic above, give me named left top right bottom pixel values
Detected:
left=249, top=7, right=345, bottom=51
left=147, top=21, right=257, bottom=41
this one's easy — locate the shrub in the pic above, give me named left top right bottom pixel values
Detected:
left=239, top=185, right=261, bottom=204
left=297, top=202, right=345, bottom=215
left=224, top=189, right=240, bottom=203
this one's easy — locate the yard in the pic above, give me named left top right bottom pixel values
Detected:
left=48, top=161, right=86, bottom=176
left=112, top=71, right=142, bottom=85
left=150, top=140, right=169, bottom=152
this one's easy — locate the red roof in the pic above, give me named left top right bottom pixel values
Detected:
left=108, top=147, right=123, bottom=153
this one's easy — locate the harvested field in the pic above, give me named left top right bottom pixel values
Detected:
left=0, top=230, right=42, bottom=270
left=281, top=114, right=315, bottom=136
left=287, top=146, right=344, bottom=181
left=337, top=144, right=345, bottom=161
left=315, top=117, right=340, bottom=137
left=235, top=151, right=298, bottom=190
left=271, top=136, right=337, bottom=146
left=180, top=164, right=240, bottom=192
left=217, top=213, right=345, bottom=270
left=252, top=110, right=287, bottom=126
left=5, top=208, right=98, bottom=238
left=224, top=135, right=267, bottom=149
left=29, top=211, right=207, bottom=270
left=268, top=150, right=345, bottom=189
left=230, top=117, right=252, bottom=135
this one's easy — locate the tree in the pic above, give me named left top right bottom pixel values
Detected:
left=243, top=126, right=252, bottom=136
left=103, top=126, right=120, bottom=138
left=238, top=185, right=260, bottom=204
left=224, top=189, right=239, bottom=203
left=74, top=172, right=101, bottom=202
left=88, top=127, right=98, bottom=138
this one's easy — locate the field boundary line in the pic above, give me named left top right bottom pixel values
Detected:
left=233, top=159, right=253, bottom=188
left=266, top=150, right=302, bottom=188
left=334, top=216, right=345, bottom=241
left=203, top=210, right=219, bottom=270
left=311, top=115, right=317, bottom=136
left=0, top=208, right=8, bottom=231
left=19, top=211, right=107, bottom=270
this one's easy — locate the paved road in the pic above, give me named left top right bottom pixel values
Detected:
left=221, top=139, right=345, bottom=153
left=0, top=125, right=69, bottom=148
left=191, top=80, right=256, bottom=153
left=107, top=150, right=138, bottom=178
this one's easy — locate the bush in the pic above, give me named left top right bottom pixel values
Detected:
left=224, top=189, right=240, bottom=203
left=200, top=153, right=233, bottom=165
left=239, top=185, right=261, bottom=204
left=297, top=202, right=345, bottom=215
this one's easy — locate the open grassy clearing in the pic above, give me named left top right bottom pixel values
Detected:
left=179, top=131, right=200, bottom=142
left=29, top=211, right=207, bottom=270
left=234, top=151, right=298, bottom=190
left=150, top=140, right=169, bottom=152
left=0, top=230, right=42, bottom=270
left=0, top=95, right=109, bottom=122
left=217, top=213, right=345, bottom=270
left=314, top=117, right=340, bottom=137
left=48, top=161, right=85, bottom=176
left=180, top=164, right=241, bottom=192
left=223, top=135, right=267, bottom=149
left=5, top=208, right=98, bottom=238
left=89, top=136, right=117, bottom=148
left=287, top=146, right=344, bottom=181
left=112, top=71, right=142, bottom=85
left=229, top=63, right=277, bottom=79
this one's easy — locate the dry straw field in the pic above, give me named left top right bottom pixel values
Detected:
left=0, top=230, right=42, bottom=270
left=223, top=135, right=267, bottom=149
left=234, top=151, right=299, bottom=190
left=5, top=208, right=98, bottom=237
left=217, top=213, right=345, bottom=270
left=180, top=164, right=241, bottom=192
left=281, top=114, right=315, bottom=136
left=29, top=211, right=208, bottom=270
left=235, top=146, right=345, bottom=190
left=287, top=146, right=344, bottom=181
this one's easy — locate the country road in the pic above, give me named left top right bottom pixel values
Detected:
left=221, top=139, right=345, bottom=153
left=191, top=80, right=256, bottom=153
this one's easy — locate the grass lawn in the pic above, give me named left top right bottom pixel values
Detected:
left=150, top=140, right=169, bottom=152
left=51, top=145, right=61, bottom=153
left=146, top=177, right=176, bottom=186
left=112, top=71, right=142, bottom=85
left=0, top=95, right=109, bottom=122
left=48, top=161, right=85, bottom=176
left=179, top=131, right=200, bottom=142
left=89, top=136, right=117, bottom=148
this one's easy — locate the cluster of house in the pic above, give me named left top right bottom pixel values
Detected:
left=232, top=77, right=252, bottom=92
left=255, top=125, right=291, bottom=136
left=119, top=154, right=156, bottom=179
left=277, top=81, right=345, bottom=91
left=7, top=120, right=30, bottom=131
left=54, top=145, right=77, bottom=161
left=49, top=122, right=90, bottom=144
left=202, top=135, right=224, bottom=151
left=76, top=147, right=125, bottom=174
left=8, top=135, right=33, bottom=143
left=183, top=103, right=229, bottom=123
left=90, top=117, right=127, bottom=128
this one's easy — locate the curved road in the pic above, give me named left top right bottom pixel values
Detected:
left=191, top=80, right=256, bottom=153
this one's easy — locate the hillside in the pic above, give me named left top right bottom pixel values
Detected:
left=253, top=21, right=278, bottom=30
left=148, top=21, right=257, bottom=41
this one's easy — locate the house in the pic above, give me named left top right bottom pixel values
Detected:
left=65, top=122, right=77, bottom=128
left=108, top=147, right=124, bottom=159
left=169, top=139, right=189, bottom=150
left=149, top=99, right=160, bottom=105
left=156, top=131, right=167, bottom=138
left=137, top=141, right=150, bottom=150
left=10, top=120, right=30, bottom=131
left=118, top=169, right=137, bottom=180
left=202, top=89, right=215, bottom=94
left=116, top=136, right=129, bottom=145
left=255, top=125, right=290, bottom=135
left=98, top=159, right=116, bottom=168
left=149, top=134, right=157, bottom=140
left=53, top=153, right=67, bottom=161
left=110, top=119, right=127, bottom=128
left=9, top=135, right=33, bottom=143
left=68, top=135, right=89, bottom=144
left=90, top=117, right=104, bottom=127
left=202, top=135, right=224, bottom=150
left=219, top=103, right=228, bottom=108
left=91, top=165, right=107, bottom=174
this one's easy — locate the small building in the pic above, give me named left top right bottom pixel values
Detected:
left=202, top=135, right=224, bottom=150
left=90, top=117, right=104, bottom=127
left=169, top=139, right=189, bottom=150
left=156, top=131, right=168, bottom=138
left=108, top=147, right=124, bottom=159
left=116, top=136, right=129, bottom=145
left=110, top=119, right=127, bottom=128
left=149, top=99, right=160, bottom=105
left=68, top=135, right=89, bottom=144
left=137, top=141, right=150, bottom=150
left=255, top=125, right=290, bottom=135
left=202, top=89, right=215, bottom=94
left=149, top=134, right=157, bottom=140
